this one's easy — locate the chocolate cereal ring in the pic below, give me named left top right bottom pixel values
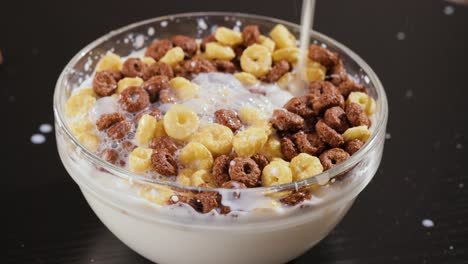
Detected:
left=121, top=58, right=146, bottom=78
left=145, top=39, right=173, bottom=61
left=319, top=148, right=350, bottom=171
left=228, top=157, right=261, bottom=188
left=93, top=70, right=120, bottom=96
left=119, top=86, right=150, bottom=113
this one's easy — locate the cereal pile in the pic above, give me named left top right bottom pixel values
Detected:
left=65, top=23, right=375, bottom=213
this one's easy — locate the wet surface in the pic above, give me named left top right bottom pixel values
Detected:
left=2, top=0, right=468, bottom=263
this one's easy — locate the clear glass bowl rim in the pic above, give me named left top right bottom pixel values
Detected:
left=53, top=12, right=388, bottom=195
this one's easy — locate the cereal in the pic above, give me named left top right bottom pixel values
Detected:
left=118, top=86, right=150, bottom=113
left=284, top=95, right=314, bottom=118
left=342, top=126, right=371, bottom=143
left=305, top=61, right=326, bottom=82
left=259, top=35, right=275, bottom=52
left=240, top=44, right=272, bottom=77
left=347, top=92, right=376, bottom=116
left=177, top=169, right=194, bottom=186
left=205, top=42, right=236, bottom=60
left=261, top=59, right=291, bottom=83
left=196, top=191, right=221, bottom=213
left=280, top=137, right=299, bottom=161
left=163, top=104, right=199, bottom=140
left=308, top=44, right=339, bottom=69
left=170, top=77, right=200, bottom=100
left=134, top=108, right=162, bottom=124
left=272, top=48, right=299, bottom=63
left=324, top=106, right=349, bottom=133
left=330, top=59, right=348, bottom=85
left=77, top=132, right=100, bottom=152
left=212, top=154, right=232, bottom=186
left=179, top=142, right=214, bottom=170
left=338, top=78, right=366, bottom=97
left=221, top=180, right=247, bottom=189
left=239, top=106, right=268, bottom=126
left=193, top=124, right=234, bottom=156
left=107, top=120, right=131, bottom=140
left=143, top=61, right=174, bottom=80
left=159, top=47, right=185, bottom=67
left=229, top=157, right=261, bottom=187
left=135, top=114, right=158, bottom=146
left=65, top=22, right=377, bottom=201
left=262, top=160, right=293, bottom=187
left=122, top=141, right=137, bottom=152
left=145, top=39, right=173, bottom=61
left=65, top=94, right=96, bottom=118
left=93, top=71, right=120, bottom=96
left=117, top=77, right=144, bottom=93
left=153, top=120, right=167, bottom=139
left=149, top=136, right=178, bottom=155
left=319, top=148, right=350, bottom=171
left=121, top=58, right=146, bottom=78
left=242, top=25, right=260, bottom=46
left=277, top=72, right=293, bottom=90
left=344, top=139, right=364, bottom=155
left=96, top=53, right=123, bottom=72
left=171, top=35, right=198, bottom=57
left=175, top=57, right=216, bottom=79
left=142, top=75, right=170, bottom=102
left=96, top=112, right=125, bottom=131
left=139, top=185, right=174, bottom=205
left=74, top=87, right=96, bottom=97
left=142, top=56, right=156, bottom=66
left=214, top=109, right=242, bottom=131
left=271, top=109, right=304, bottom=132
left=315, top=120, right=344, bottom=147
left=101, top=148, right=119, bottom=164
left=232, top=126, right=268, bottom=157
left=69, top=117, right=94, bottom=136
left=233, top=72, right=259, bottom=85
left=292, top=131, right=326, bottom=156
left=215, top=27, right=243, bottom=46
left=261, top=136, right=283, bottom=159
left=269, top=24, right=296, bottom=49
left=280, top=190, right=311, bottom=206
left=289, top=153, right=324, bottom=181
left=151, top=148, right=178, bottom=176
left=191, top=170, right=215, bottom=187
left=212, top=59, right=236, bottom=73
left=159, top=89, right=176, bottom=104
left=129, top=147, right=153, bottom=172
left=346, top=102, right=371, bottom=127
left=309, top=81, right=345, bottom=113
left=200, top=34, right=216, bottom=52
left=168, top=194, right=199, bottom=211
left=251, top=153, right=269, bottom=171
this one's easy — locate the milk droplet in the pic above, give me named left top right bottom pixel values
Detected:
left=444, top=6, right=455, bottom=15
left=422, top=219, right=434, bottom=228
left=31, top=134, right=46, bottom=144
left=134, top=34, right=145, bottom=49
left=197, top=18, right=207, bottom=30
left=396, top=32, right=406, bottom=40
left=39, top=123, right=53, bottom=133
left=147, top=27, right=155, bottom=36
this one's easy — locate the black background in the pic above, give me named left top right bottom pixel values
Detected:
left=2, top=0, right=468, bottom=263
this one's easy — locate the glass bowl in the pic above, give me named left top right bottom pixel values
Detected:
left=54, top=12, right=388, bottom=264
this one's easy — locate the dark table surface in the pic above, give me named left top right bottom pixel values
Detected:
left=3, top=0, right=468, bottom=263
